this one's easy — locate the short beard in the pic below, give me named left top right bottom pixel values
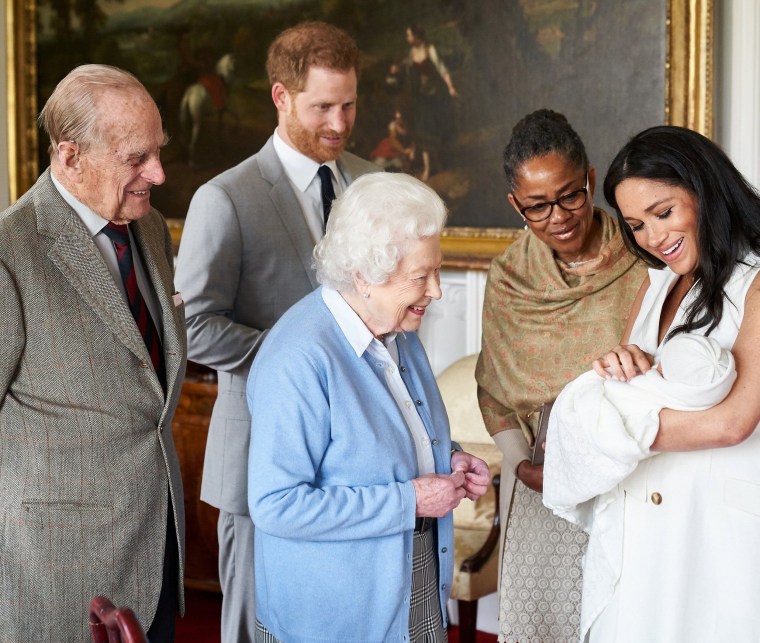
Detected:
left=284, top=109, right=350, bottom=163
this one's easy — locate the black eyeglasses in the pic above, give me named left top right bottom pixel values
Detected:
left=511, top=175, right=589, bottom=222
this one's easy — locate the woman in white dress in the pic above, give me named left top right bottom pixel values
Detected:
left=581, top=125, right=760, bottom=642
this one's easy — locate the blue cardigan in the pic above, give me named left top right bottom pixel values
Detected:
left=247, top=288, right=455, bottom=643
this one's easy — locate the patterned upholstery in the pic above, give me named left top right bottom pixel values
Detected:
left=436, top=355, right=501, bottom=642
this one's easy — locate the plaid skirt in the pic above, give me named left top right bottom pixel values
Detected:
left=255, top=527, right=447, bottom=642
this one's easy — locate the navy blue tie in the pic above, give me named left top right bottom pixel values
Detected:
left=317, top=165, right=336, bottom=230
left=102, top=223, right=165, bottom=388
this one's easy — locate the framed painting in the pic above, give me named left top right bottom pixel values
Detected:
left=7, top=0, right=712, bottom=268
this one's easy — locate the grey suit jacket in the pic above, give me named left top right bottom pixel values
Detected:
left=0, top=170, right=187, bottom=642
left=175, top=136, right=379, bottom=515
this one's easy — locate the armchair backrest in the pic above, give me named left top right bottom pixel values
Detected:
left=437, top=354, right=501, bottom=531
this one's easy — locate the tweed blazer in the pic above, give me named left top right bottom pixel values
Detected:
left=0, top=170, right=187, bottom=642
left=175, top=136, right=379, bottom=515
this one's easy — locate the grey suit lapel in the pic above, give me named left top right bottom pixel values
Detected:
left=258, top=139, right=320, bottom=289
left=336, top=153, right=365, bottom=185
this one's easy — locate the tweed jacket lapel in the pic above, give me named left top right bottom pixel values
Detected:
left=131, top=213, right=186, bottom=405
left=258, top=138, right=319, bottom=289
left=34, top=171, right=161, bottom=393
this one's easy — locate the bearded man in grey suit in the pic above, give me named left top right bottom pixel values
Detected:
left=0, top=65, right=187, bottom=642
left=174, top=21, right=379, bottom=642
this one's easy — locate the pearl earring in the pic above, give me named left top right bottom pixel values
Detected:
left=363, top=291, right=369, bottom=299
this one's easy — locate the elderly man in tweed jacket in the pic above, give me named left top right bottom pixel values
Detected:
left=0, top=64, right=187, bottom=642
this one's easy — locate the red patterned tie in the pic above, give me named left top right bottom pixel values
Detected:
left=102, top=222, right=165, bottom=388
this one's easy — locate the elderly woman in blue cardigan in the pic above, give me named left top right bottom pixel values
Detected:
left=247, top=172, right=490, bottom=643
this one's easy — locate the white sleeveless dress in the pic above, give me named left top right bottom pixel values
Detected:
left=585, top=257, right=760, bottom=643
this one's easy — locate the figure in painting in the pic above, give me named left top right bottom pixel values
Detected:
left=388, top=24, right=459, bottom=182
left=369, top=109, right=416, bottom=172
left=179, top=50, right=238, bottom=167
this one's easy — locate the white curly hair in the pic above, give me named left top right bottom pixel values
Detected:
left=314, top=173, right=447, bottom=291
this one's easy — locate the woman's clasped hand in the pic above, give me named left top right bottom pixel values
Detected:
left=592, top=344, right=655, bottom=381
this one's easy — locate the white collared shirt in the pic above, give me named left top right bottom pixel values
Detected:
left=321, top=286, right=436, bottom=475
left=50, top=173, right=163, bottom=337
left=272, top=129, right=345, bottom=243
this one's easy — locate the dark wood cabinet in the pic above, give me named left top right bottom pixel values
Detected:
left=173, top=375, right=221, bottom=592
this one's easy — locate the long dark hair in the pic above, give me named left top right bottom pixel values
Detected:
left=604, top=125, right=760, bottom=337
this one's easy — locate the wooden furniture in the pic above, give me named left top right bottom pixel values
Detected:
left=89, top=596, right=147, bottom=643
left=172, top=364, right=221, bottom=592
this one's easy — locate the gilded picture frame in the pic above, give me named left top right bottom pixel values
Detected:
left=6, top=0, right=712, bottom=270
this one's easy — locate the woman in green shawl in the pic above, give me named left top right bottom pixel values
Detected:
left=475, top=109, right=647, bottom=642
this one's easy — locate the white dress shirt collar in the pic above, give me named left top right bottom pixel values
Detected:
left=272, top=128, right=340, bottom=192
left=321, top=286, right=397, bottom=357
left=50, top=172, right=163, bottom=335
left=51, top=172, right=109, bottom=237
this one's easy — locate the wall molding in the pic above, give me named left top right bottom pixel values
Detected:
left=717, top=0, right=760, bottom=187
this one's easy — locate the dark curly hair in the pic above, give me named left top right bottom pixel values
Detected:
left=502, top=109, right=589, bottom=191
left=604, top=125, right=760, bottom=338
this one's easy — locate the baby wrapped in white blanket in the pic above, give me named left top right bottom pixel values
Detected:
left=543, top=332, right=736, bottom=525
left=542, top=333, right=736, bottom=639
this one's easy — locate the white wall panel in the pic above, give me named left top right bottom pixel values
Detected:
left=418, top=269, right=488, bottom=376
left=716, top=0, right=760, bottom=188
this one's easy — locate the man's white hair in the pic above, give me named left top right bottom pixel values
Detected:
left=39, top=64, right=149, bottom=156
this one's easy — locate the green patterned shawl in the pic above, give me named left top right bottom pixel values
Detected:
left=475, top=209, right=648, bottom=444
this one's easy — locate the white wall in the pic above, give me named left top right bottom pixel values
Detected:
left=716, top=0, right=760, bottom=189
left=417, top=269, right=488, bottom=375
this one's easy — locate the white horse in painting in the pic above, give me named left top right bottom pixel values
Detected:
left=179, top=53, right=237, bottom=166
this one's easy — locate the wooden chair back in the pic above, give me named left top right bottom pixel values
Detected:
left=89, top=596, right=148, bottom=643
